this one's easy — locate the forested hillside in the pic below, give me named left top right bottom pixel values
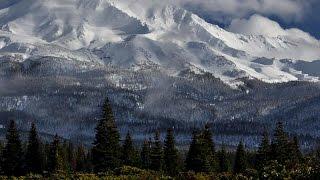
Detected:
left=0, top=99, right=320, bottom=179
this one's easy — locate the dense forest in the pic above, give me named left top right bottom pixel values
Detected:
left=0, top=99, right=320, bottom=179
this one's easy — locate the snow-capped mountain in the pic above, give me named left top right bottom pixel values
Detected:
left=0, top=0, right=319, bottom=84
left=1, top=0, right=320, bottom=147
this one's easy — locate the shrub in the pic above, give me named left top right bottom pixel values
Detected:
left=73, top=173, right=99, bottom=180
left=177, top=172, right=221, bottom=180
left=261, top=160, right=289, bottom=179
left=243, top=168, right=258, bottom=179
left=217, top=172, right=234, bottom=180
left=114, top=166, right=152, bottom=176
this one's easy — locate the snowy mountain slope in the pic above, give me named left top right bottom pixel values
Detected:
left=111, top=0, right=320, bottom=60
left=0, top=0, right=319, bottom=84
left=109, top=0, right=320, bottom=82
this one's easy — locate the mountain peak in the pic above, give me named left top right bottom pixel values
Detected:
left=0, top=0, right=319, bottom=84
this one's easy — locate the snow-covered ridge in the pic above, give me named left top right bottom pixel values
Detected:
left=0, top=0, right=320, bottom=84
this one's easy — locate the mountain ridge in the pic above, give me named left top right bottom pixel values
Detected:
left=0, top=0, right=319, bottom=85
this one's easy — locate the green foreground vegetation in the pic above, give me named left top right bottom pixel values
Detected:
left=0, top=99, right=320, bottom=179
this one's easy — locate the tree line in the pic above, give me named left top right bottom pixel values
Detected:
left=1, top=98, right=320, bottom=179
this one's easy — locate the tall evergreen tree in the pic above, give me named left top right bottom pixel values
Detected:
left=61, top=140, right=69, bottom=172
left=91, top=98, right=121, bottom=172
left=140, top=139, right=151, bottom=169
left=185, top=130, right=206, bottom=172
left=42, top=142, right=51, bottom=172
left=288, top=136, right=302, bottom=165
left=67, top=142, right=76, bottom=172
left=186, top=126, right=217, bottom=173
left=163, top=128, right=179, bottom=176
left=202, top=124, right=217, bottom=172
left=271, top=122, right=290, bottom=164
left=217, top=145, right=230, bottom=173
left=2, top=120, right=23, bottom=176
left=233, top=141, right=247, bottom=174
left=75, top=145, right=87, bottom=172
left=48, top=135, right=64, bottom=173
left=150, top=131, right=163, bottom=171
left=25, top=122, right=43, bottom=174
left=85, top=151, right=93, bottom=172
left=256, top=131, right=270, bottom=170
left=121, top=132, right=138, bottom=166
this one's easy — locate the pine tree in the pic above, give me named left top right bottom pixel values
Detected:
left=75, top=145, right=87, bottom=172
left=256, top=131, right=270, bottom=170
left=25, top=122, right=43, bottom=174
left=59, top=141, right=76, bottom=172
left=202, top=124, right=216, bottom=172
left=2, top=120, right=23, bottom=176
left=186, top=126, right=217, bottom=173
left=217, top=145, right=230, bottom=173
left=53, top=149, right=65, bottom=173
left=140, top=139, right=151, bottom=169
left=43, top=142, right=51, bottom=172
left=288, top=136, right=302, bottom=165
left=163, top=128, right=179, bottom=176
left=271, top=122, right=290, bottom=164
left=150, top=131, right=163, bottom=171
left=85, top=151, right=93, bottom=172
left=48, top=134, right=64, bottom=173
left=233, top=141, right=247, bottom=174
left=185, top=130, right=205, bottom=172
left=293, top=136, right=302, bottom=159
left=121, top=132, right=138, bottom=166
left=67, top=142, right=76, bottom=172
left=91, top=98, right=121, bottom=172
left=315, top=141, right=320, bottom=159
left=61, top=140, right=70, bottom=172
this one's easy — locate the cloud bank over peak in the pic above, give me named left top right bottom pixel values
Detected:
left=114, top=0, right=318, bottom=40
left=113, top=0, right=311, bottom=22
left=182, top=0, right=309, bottom=23
left=228, top=14, right=319, bottom=43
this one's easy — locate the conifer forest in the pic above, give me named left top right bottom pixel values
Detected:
left=0, top=99, right=320, bottom=179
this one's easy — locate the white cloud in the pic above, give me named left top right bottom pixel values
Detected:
left=228, top=14, right=286, bottom=37
left=181, top=0, right=311, bottom=23
left=228, top=14, right=318, bottom=43
left=116, top=0, right=313, bottom=23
